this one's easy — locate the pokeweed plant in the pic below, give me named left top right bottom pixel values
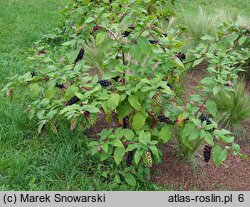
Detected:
left=1, top=1, right=249, bottom=186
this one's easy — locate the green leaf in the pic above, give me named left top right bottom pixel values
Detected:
left=117, top=101, right=133, bottom=119
left=189, top=128, right=200, bottom=140
left=65, top=85, right=79, bottom=100
left=96, top=32, right=106, bottom=45
left=126, top=143, right=140, bottom=152
left=128, top=95, right=141, bottom=111
left=114, top=146, right=125, bottom=165
left=212, top=86, right=221, bottom=95
left=114, top=128, right=123, bottom=138
left=158, top=125, right=171, bottom=143
left=132, top=112, right=146, bottom=130
left=45, top=87, right=57, bottom=99
left=212, top=145, right=227, bottom=166
left=134, top=149, right=144, bottom=165
left=107, top=93, right=120, bottom=111
left=101, top=143, right=109, bottom=153
left=130, top=45, right=142, bottom=61
left=124, top=173, right=136, bottom=186
left=193, top=58, right=203, bottom=67
left=206, top=100, right=217, bottom=117
left=113, top=139, right=124, bottom=147
left=149, top=145, right=159, bottom=159
left=238, top=36, right=247, bottom=46
left=204, top=133, right=214, bottom=145
left=174, top=58, right=184, bottom=68
left=123, top=129, right=134, bottom=140
left=30, top=83, right=40, bottom=96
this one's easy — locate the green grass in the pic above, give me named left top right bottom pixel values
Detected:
left=174, top=0, right=250, bottom=49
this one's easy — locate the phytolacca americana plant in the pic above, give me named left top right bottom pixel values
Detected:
left=1, top=0, right=247, bottom=185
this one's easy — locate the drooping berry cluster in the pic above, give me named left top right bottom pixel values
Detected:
left=83, top=111, right=94, bottom=125
left=74, top=48, right=85, bottom=64
left=149, top=39, right=159, bottom=44
left=122, top=31, right=131, bottom=37
left=176, top=52, right=186, bottom=62
left=123, top=116, right=129, bottom=128
left=65, top=96, right=80, bottom=106
left=55, top=83, right=65, bottom=89
left=31, top=71, right=36, bottom=77
left=98, top=80, right=112, bottom=87
left=199, top=114, right=212, bottom=125
left=154, top=91, right=161, bottom=105
left=126, top=151, right=134, bottom=167
left=90, top=25, right=101, bottom=34
left=145, top=151, right=153, bottom=167
left=50, top=123, right=58, bottom=134
left=167, top=83, right=173, bottom=90
left=158, top=115, right=173, bottom=125
left=203, top=145, right=212, bottom=163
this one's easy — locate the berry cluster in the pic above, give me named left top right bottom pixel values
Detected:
left=90, top=25, right=101, bottom=34
left=122, top=31, right=131, bottom=37
left=84, top=111, right=94, bottom=125
left=50, top=123, right=58, bottom=134
left=31, top=71, right=36, bottom=77
left=167, top=83, right=173, bottom=90
left=65, top=96, right=80, bottom=106
left=98, top=80, right=112, bottom=87
left=74, top=48, right=85, bottom=64
left=55, top=83, right=65, bottom=89
left=145, top=151, right=153, bottom=167
left=203, top=145, right=212, bottom=163
left=176, top=52, right=186, bottom=62
left=199, top=114, right=212, bottom=125
left=126, top=151, right=134, bottom=167
left=154, top=91, right=161, bottom=105
left=158, top=115, right=173, bottom=125
left=149, top=39, right=159, bottom=44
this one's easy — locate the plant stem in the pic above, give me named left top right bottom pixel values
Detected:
left=147, top=110, right=157, bottom=130
left=195, top=93, right=211, bottom=116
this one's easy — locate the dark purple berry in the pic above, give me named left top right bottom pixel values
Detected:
left=74, top=48, right=85, bottom=64
left=31, top=71, right=36, bottom=77
left=163, top=33, right=168, bottom=37
left=122, top=31, right=131, bottom=37
left=126, top=151, right=134, bottom=167
left=203, top=145, right=212, bottom=163
left=66, top=96, right=80, bottom=106
left=167, top=83, right=173, bottom=90
left=158, top=115, right=173, bottom=125
left=199, top=114, right=212, bottom=125
left=149, top=39, right=159, bottom=44
left=176, top=52, right=186, bottom=62
left=98, top=80, right=112, bottom=87
left=55, top=83, right=65, bottom=89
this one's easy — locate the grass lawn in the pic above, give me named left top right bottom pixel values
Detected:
left=0, top=0, right=112, bottom=191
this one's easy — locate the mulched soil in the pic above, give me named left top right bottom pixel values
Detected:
left=151, top=64, right=250, bottom=190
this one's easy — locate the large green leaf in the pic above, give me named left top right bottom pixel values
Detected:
left=128, top=95, right=141, bottom=111
left=114, top=146, right=125, bottom=165
left=107, top=93, right=120, bottom=111
left=134, top=149, right=144, bottom=165
left=212, top=145, right=227, bottom=166
left=206, top=100, right=217, bottom=117
left=158, top=125, right=171, bottom=143
left=124, top=173, right=136, bottom=186
left=132, top=112, right=146, bottom=130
